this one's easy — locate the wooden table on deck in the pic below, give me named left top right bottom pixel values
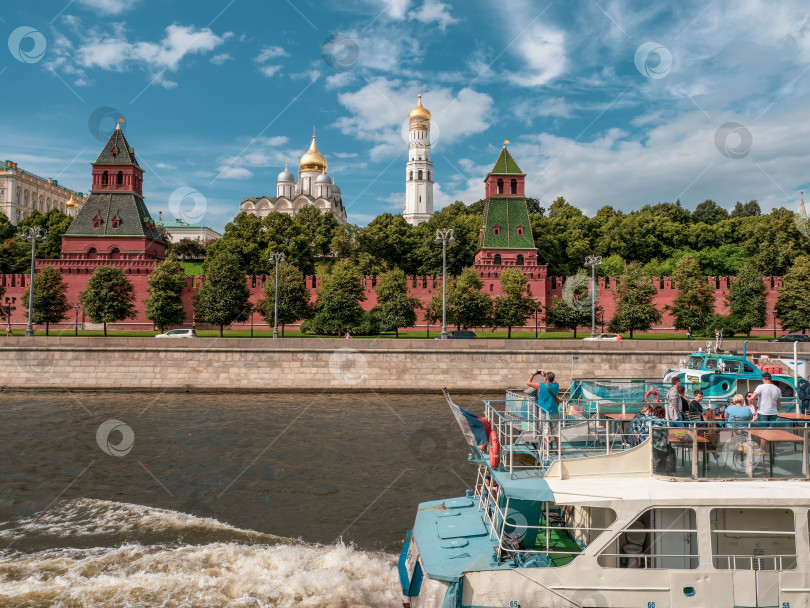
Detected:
left=605, top=413, right=636, bottom=447
left=668, top=430, right=710, bottom=475
left=777, top=412, right=810, bottom=422
left=748, top=429, right=804, bottom=476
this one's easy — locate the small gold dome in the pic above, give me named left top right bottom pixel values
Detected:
left=409, top=93, right=431, bottom=122
left=299, top=136, right=327, bottom=172
left=65, top=195, right=77, bottom=208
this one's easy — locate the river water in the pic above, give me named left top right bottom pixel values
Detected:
left=0, top=391, right=487, bottom=607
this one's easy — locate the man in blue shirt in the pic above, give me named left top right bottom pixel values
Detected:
left=528, top=369, right=560, bottom=453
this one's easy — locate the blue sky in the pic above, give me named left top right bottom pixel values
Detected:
left=2, top=0, right=809, bottom=231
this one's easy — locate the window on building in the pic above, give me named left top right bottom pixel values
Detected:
left=116, top=171, right=123, bottom=185
left=409, top=171, right=413, bottom=181
left=427, top=171, right=431, bottom=181
left=102, top=171, right=109, bottom=186
left=497, top=178, right=504, bottom=194
left=711, top=508, right=796, bottom=570
left=92, top=216, right=103, bottom=228
left=418, top=170, right=423, bottom=180
left=493, top=225, right=500, bottom=236
left=516, top=225, right=524, bottom=236
left=490, top=283, right=494, bottom=291
left=598, top=507, right=698, bottom=569
left=511, top=178, right=518, bottom=194
left=0, top=187, right=5, bottom=202
left=516, top=254, right=524, bottom=266
left=493, top=254, right=502, bottom=265
left=111, top=216, right=121, bottom=228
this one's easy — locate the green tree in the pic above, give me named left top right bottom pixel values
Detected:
left=357, top=213, right=416, bottom=272
left=145, top=255, right=189, bottom=332
left=599, top=254, right=626, bottom=278
left=544, top=296, right=590, bottom=338
left=608, top=262, right=662, bottom=338
left=17, top=209, right=73, bottom=259
left=692, top=199, right=729, bottom=225
left=775, top=256, right=810, bottom=333
left=309, top=259, right=366, bottom=335
left=22, top=265, right=72, bottom=335
left=258, top=263, right=312, bottom=336
left=373, top=268, right=419, bottom=337
left=79, top=266, right=136, bottom=336
left=424, top=289, right=444, bottom=337
left=668, top=254, right=715, bottom=331
left=172, top=238, right=207, bottom=259
left=730, top=200, right=761, bottom=218
left=493, top=268, right=536, bottom=338
left=447, top=268, right=492, bottom=330
left=726, top=262, right=766, bottom=337
left=195, top=250, right=251, bottom=336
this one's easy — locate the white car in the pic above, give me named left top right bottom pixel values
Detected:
left=582, top=333, right=623, bottom=341
left=155, top=329, right=198, bottom=338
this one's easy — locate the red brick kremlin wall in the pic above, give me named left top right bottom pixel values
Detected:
left=0, top=268, right=786, bottom=335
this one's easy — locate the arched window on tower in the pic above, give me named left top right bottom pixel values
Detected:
left=418, top=170, right=423, bottom=180
left=493, top=225, right=501, bottom=236
left=427, top=171, right=431, bottom=181
left=409, top=171, right=413, bottom=181
left=516, top=254, right=524, bottom=266
left=510, top=178, right=517, bottom=194
left=102, top=171, right=108, bottom=186
left=493, top=254, right=502, bottom=265
left=497, top=179, right=504, bottom=194
left=516, top=225, right=524, bottom=236
left=116, top=171, right=123, bottom=185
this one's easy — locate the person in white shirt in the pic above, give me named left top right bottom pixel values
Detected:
left=666, top=377, right=682, bottom=422
left=754, top=373, right=782, bottom=426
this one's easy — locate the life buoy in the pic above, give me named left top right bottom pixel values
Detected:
left=645, top=389, right=660, bottom=403
left=488, top=430, right=500, bottom=469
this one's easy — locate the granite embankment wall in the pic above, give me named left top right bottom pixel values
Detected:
left=0, top=338, right=806, bottom=392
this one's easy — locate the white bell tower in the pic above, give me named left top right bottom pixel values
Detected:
left=403, top=84, right=434, bottom=226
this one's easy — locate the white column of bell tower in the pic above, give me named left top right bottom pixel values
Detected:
left=403, top=91, right=434, bottom=226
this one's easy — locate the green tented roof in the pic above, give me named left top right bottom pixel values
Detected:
left=490, top=147, right=524, bottom=175
left=94, top=127, right=140, bottom=167
left=65, top=191, right=163, bottom=242
left=479, top=198, right=536, bottom=249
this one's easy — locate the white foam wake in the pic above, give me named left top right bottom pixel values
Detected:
left=0, top=541, right=400, bottom=607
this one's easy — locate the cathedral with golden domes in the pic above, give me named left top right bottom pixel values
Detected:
left=239, top=134, right=347, bottom=224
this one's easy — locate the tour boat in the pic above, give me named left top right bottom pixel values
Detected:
left=399, top=389, right=810, bottom=608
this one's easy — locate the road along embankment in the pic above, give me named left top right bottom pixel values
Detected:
left=0, top=337, right=805, bottom=392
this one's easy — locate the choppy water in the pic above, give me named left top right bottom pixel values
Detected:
left=0, top=391, right=487, bottom=607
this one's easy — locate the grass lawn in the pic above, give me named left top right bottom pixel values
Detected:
left=3, top=328, right=781, bottom=340
left=179, top=261, right=204, bottom=275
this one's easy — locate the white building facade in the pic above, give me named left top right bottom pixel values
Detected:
left=240, top=136, right=347, bottom=224
left=0, top=160, right=87, bottom=224
left=403, top=91, right=434, bottom=226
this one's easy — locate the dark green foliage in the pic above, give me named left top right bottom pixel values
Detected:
left=17, top=209, right=73, bottom=259
left=171, top=238, right=207, bottom=259
left=79, top=266, right=136, bottom=336
left=23, top=265, right=72, bottom=335
left=730, top=200, right=761, bottom=218
left=544, top=295, right=590, bottom=338
left=775, top=256, right=810, bottom=333
left=258, top=263, right=312, bottom=336
left=195, top=249, right=251, bottom=336
left=668, top=254, right=716, bottom=331
left=493, top=268, right=537, bottom=338
left=309, top=259, right=366, bottom=335
left=692, top=200, right=729, bottom=225
left=446, top=268, right=493, bottom=330
left=373, top=268, right=419, bottom=337
left=608, top=262, right=662, bottom=338
left=726, top=262, right=766, bottom=337
left=145, top=255, right=189, bottom=332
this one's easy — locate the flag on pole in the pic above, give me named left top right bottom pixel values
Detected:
left=447, top=399, right=491, bottom=446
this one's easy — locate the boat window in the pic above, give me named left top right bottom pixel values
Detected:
left=705, top=358, right=719, bottom=370
left=712, top=508, right=796, bottom=570
left=598, top=507, right=698, bottom=569
left=743, top=363, right=754, bottom=373
left=686, top=356, right=703, bottom=370
left=724, top=360, right=740, bottom=373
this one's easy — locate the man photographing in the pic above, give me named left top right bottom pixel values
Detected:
left=527, top=369, right=560, bottom=454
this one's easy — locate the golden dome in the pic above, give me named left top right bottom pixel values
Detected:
left=409, top=93, right=431, bottom=122
left=65, top=195, right=77, bottom=208
left=299, top=135, right=327, bottom=172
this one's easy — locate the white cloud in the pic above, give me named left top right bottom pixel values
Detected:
left=217, top=166, right=253, bottom=180
left=514, top=97, right=572, bottom=123
left=215, top=136, right=291, bottom=180
left=325, top=71, right=357, bottom=90
left=255, top=46, right=287, bottom=62
left=259, top=65, right=282, bottom=78
left=76, top=0, right=136, bottom=15
left=508, top=22, right=566, bottom=87
left=370, top=0, right=412, bottom=19
left=336, top=78, right=494, bottom=161
left=60, top=23, right=230, bottom=88
left=210, top=53, right=233, bottom=65
left=411, top=0, right=457, bottom=30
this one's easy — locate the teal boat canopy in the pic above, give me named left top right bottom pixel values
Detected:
left=491, top=470, right=555, bottom=501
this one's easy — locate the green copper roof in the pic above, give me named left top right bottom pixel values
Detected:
left=479, top=198, right=536, bottom=249
left=490, top=147, right=524, bottom=175
left=94, top=127, right=140, bottom=167
left=65, top=191, right=163, bottom=241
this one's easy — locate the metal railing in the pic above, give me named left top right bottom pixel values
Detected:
left=712, top=554, right=797, bottom=571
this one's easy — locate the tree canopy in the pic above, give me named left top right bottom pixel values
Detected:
left=23, top=265, right=72, bottom=335
left=608, top=262, right=662, bottom=338
left=79, top=266, right=136, bottom=336
left=145, top=255, right=189, bottom=332
left=195, top=249, right=251, bottom=336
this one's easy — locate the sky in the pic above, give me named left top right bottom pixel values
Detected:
left=1, top=0, right=809, bottom=231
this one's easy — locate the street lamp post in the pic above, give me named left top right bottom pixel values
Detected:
left=584, top=255, right=603, bottom=338
left=433, top=228, right=455, bottom=339
left=4, top=296, right=16, bottom=336
left=19, top=227, right=48, bottom=337
left=249, top=304, right=255, bottom=338
left=269, top=252, right=286, bottom=339
left=74, top=304, right=79, bottom=337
